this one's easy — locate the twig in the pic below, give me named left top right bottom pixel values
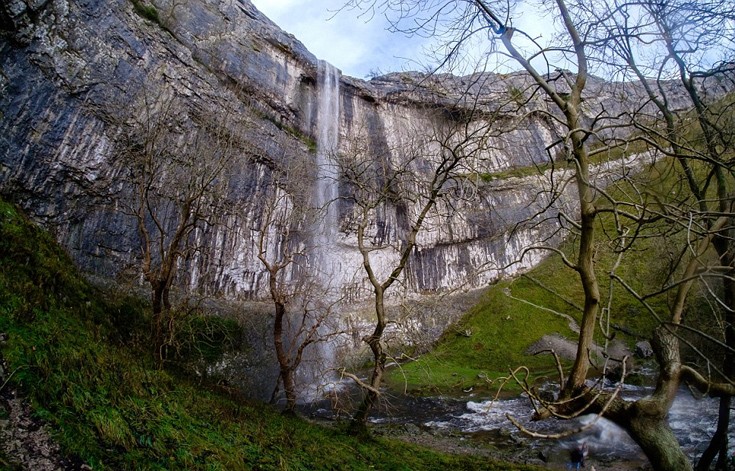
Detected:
left=339, top=368, right=381, bottom=395
left=532, top=348, right=566, bottom=389
left=504, top=289, right=580, bottom=333
left=507, top=357, right=628, bottom=439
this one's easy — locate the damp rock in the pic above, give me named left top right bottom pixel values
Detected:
left=635, top=340, right=653, bottom=358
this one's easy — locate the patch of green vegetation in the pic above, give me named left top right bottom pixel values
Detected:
left=475, top=165, right=545, bottom=182
left=389, top=156, right=695, bottom=395
left=472, top=137, right=654, bottom=183
left=254, top=108, right=317, bottom=153
left=0, top=198, right=540, bottom=470
left=173, top=314, right=241, bottom=364
left=507, top=85, right=526, bottom=106
left=302, top=133, right=318, bottom=153
left=130, top=0, right=161, bottom=25
left=388, top=271, right=580, bottom=396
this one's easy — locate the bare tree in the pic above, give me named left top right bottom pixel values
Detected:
left=582, top=1, right=735, bottom=467
left=255, top=151, right=343, bottom=414
left=342, top=0, right=735, bottom=468
left=490, top=3, right=735, bottom=469
left=336, top=98, right=501, bottom=432
left=114, top=85, right=237, bottom=367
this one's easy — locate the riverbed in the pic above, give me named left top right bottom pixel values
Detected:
left=304, top=381, right=735, bottom=470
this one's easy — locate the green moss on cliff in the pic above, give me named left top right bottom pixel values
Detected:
left=130, top=0, right=161, bottom=25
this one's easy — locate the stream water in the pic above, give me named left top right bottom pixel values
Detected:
left=305, top=379, right=735, bottom=469
left=419, top=388, right=731, bottom=466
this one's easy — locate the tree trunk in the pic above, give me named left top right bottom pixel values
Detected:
left=698, top=229, right=735, bottom=470
left=570, top=327, right=693, bottom=470
left=350, top=333, right=385, bottom=427
left=626, top=411, right=693, bottom=471
left=714, top=266, right=734, bottom=470
left=577, top=392, right=693, bottom=471
left=567, top=201, right=600, bottom=391
left=350, top=288, right=387, bottom=432
left=281, top=368, right=297, bottom=414
left=714, top=398, right=732, bottom=471
left=627, top=328, right=692, bottom=470
left=152, top=283, right=165, bottom=367
left=565, top=106, right=601, bottom=392
left=272, top=299, right=297, bottom=412
left=697, top=396, right=731, bottom=471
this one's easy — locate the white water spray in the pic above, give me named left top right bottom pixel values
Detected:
left=313, top=60, right=341, bottom=281
left=291, top=61, right=344, bottom=404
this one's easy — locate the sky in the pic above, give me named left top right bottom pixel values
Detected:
left=250, top=0, right=434, bottom=78
left=249, top=1, right=558, bottom=79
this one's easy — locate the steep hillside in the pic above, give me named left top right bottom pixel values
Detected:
left=0, top=198, right=545, bottom=470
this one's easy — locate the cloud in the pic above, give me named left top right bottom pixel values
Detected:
left=251, top=0, right=430, bottom=78
left=250, top=0, right=554, bottom=78
left=253, top=0, right=305, bottom=17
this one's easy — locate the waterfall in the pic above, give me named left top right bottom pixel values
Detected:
left=290, top=61, right=343, bottom=404
left=313, top=60, right=341, bottom=281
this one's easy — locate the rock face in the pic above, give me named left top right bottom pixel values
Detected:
left=0, top=0, right=720, bottom=303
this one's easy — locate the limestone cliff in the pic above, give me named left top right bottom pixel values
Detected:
left=0, top=0, right=718, bottom=302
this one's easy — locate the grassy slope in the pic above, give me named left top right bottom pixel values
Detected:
left=388, top=275, right=575, bottom=395
left=388, top=159, right=684, bottom=396
left=0, top=199, right=540, bottom=470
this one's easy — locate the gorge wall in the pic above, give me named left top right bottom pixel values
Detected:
left=0, top=0, right=716, bottom=304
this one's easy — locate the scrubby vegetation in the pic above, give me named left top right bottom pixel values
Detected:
left=0, top=198, right=540, bottom=470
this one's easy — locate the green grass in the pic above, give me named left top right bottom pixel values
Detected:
left=0, top=198, right=540, bottom=470
left=388, top=155, right=697, bottom=395
left=387, top=264, right=583, bottom=396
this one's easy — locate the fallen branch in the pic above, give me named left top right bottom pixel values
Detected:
left=507, top=357, right=628, bottom=439
left=339, top=368, right=381, bottom=396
